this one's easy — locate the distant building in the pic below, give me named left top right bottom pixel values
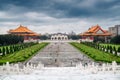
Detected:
left=80, top=25, right=111, bottom=42
left=8, top=25, right=39, bottom=42
left=69, top=31, right=76, bottom=35
left=51, top=33, right=68, bottom=40
left=109, top=25, right=120, bottom=37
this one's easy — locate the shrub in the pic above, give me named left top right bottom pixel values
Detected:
left=2, top=47, right=6, bottom=56
left=110, top=35, right=120, bottom=44
left=70, top=42, right=120, bottom=63
left=113, top=46, right=117, bottom=56
left=0, top=42, right=49, bottom=64
left=109, top=46, right=113, bottom=54
left=118, top=47, right=120, bottom=53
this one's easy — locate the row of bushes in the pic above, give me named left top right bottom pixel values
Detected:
left=81, top=42, right=120, bottom=56
left=70, top=42, right=120, bottom=63
left=0, top=42, right=49, bottom=64
left=0, top=34, right=24, bottom=46
left=0, top=42, right=38, bottom=56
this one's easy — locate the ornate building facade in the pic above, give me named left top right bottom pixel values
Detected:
left=8, top=25, right=39, bottom=42
left=51, top=33, right=68, bottom=40
left=80, top=25, right=111, bottom=42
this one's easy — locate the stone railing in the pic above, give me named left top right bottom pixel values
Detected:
left=0, top=61, right=120, bottom=75
left=0, top=62, right=44, bottom=75
left=76, top=61, right=120, bottom=74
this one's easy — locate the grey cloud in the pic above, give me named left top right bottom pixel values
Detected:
left=0, top=0, right=120, bottom=34
left=0, top=0, right=120, bottom=18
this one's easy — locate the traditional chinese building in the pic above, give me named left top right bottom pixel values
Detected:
left=8, top=25, right=39, bottom=42
left=80, top=25, right=111, bottom=42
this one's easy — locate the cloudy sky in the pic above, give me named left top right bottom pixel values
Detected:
left=0, top=0, right=120, bottom=34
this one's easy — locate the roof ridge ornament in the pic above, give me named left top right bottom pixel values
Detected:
left=20, top=24, right=22, bottom=27
left=96, top=24, right=99, bottom=27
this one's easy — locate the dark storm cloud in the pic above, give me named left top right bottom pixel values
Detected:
left=0, top=0, right=120, bottom=34
left=0, top=0, right=120, bottom=18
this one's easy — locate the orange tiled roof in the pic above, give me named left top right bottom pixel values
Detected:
left=8, top=25, right=39, bottom=36
left=80, top=25, right=112, bottom=36
left=9, top=25, right=33, bottom=33
left=87, top=25, right=105, bottom=33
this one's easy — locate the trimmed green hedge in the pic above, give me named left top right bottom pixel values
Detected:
left=70, top=42, right=120, bottom=63
left=100, top=43, right=120, bottom=50
left=0, top=42, right=38, bottom=56
left=0, top=42, right=49, bottom=64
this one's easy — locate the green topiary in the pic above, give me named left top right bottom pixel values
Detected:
left=113, top=46, right=117, bottom=56
left=109, top=46, right=113, bottom=54
left=118, top=47, right=120, bottom=53
left=2, top=47, right=6, bottom=56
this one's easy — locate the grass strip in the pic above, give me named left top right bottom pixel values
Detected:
left=70, top=42, right=120, bottom=63
left=0, top=42, right=49, bottom=64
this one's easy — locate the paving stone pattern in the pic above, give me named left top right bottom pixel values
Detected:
left=27, top=42, right=93, bottom=67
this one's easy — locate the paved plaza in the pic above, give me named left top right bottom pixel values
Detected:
left=27, top=42, right=93, bottom=67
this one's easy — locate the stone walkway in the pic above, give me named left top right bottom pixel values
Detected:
left=27, top=42, right=93, bottom=67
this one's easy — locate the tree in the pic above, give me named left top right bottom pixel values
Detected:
left=106, top=45, right=110, bottom=53
left=109, top=46, right=113, bottom=54
left=0, top=48, right=2, bottom=55
left=39, top=35, right=49, bottom=40
left=68, top=35, right=81, bottom=40
left=113, top=46, right=117, bottom=56
left=6, top=47, right=10, bottom=54
left=110, top=35, right=120, bottom=44
left=0, top=34, right=24, bottom=46
left=118, top=47, right=120, bottom=53
left=102, top=46, right=105, bottom=52
left=9, top=45, right=14, bottom=53
left=2, top=47, right=6, bottom=56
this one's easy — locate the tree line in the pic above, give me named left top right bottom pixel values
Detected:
left=0, top=34, right=24, bottom=46
left=110, top=35, right=120, bottom=44
left=93, top=35, right=120, bottom=44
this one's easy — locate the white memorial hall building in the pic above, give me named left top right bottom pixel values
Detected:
left=51, top=33, right=68, bottom=40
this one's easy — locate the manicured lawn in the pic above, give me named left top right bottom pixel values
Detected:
left=70, top=42, right=120, bottom=63
left=100, top=43, right=120, bottom=50
left=0, top=42, right=49, bottom=64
